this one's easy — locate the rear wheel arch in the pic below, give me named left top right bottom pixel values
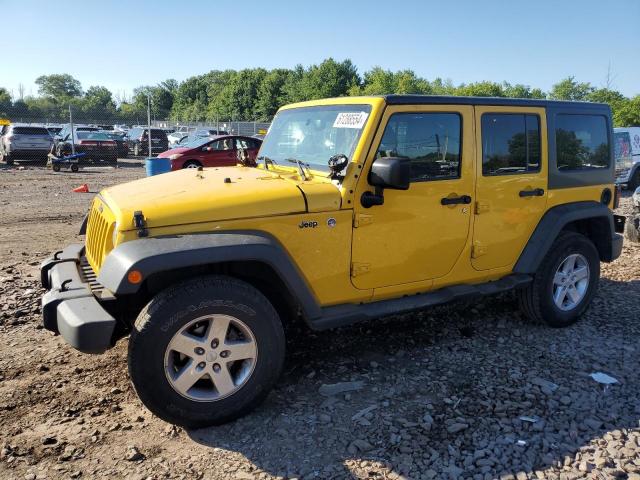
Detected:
left=514, top=201, right=618, bottom=273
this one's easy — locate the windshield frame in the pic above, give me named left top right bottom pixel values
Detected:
left=258, top=104, right=373, bottom=176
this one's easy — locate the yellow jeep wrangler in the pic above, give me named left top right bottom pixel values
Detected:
left=41, top=95, right=624, bottom=427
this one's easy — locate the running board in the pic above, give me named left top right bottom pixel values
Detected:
left=310, top=274, right=532, bottom=331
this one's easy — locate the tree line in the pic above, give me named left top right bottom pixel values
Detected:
left=1, top=58, right=639, bottom=126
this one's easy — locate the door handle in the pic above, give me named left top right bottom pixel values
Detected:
left=519, top=188, right=545, bottom=197
left=441, top=194, right=472, bottom=206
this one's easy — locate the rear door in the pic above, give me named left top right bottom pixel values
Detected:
left=472, top=106, right=548, bottom=270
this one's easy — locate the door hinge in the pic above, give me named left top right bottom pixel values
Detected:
left=351, top=262, right=371, bottom=277
left=475, top=201, right=490, bottom=215
left=353, top=214, right=373, bottom=228
left=472, top=242, right=488, bottom=258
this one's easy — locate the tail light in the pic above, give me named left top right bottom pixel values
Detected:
left=613, top=184, right=621, bottom=209
left=79, top=140, right=98, bottom=146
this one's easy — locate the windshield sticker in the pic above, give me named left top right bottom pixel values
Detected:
left=333, top=112, right=369, bottom=129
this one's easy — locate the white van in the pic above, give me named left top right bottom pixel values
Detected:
left=614, top=127, right=640, bottom=189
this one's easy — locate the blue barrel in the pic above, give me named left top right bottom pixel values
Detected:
left=145, top=157, right=171, bottom=176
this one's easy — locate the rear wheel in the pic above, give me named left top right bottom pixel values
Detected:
left=52, top=163, right=61, bottom=172
left=70, top=164, right=79, bottom=172
left=628, top=168, right=640, bottom=191
left=517, top=232, right=599, bottom=328
left=128, top=275, right=285, bottom=428
left=183, top=160, right=202, bottom=169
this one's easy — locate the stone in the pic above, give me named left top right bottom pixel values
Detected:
left=318, top=381, right=364, bottom=396
left=447, top=423, right=469, bottom=434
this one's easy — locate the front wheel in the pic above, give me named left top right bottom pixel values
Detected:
left=183, top=160, right=202, bottom=169
left=517, top=232, right=599, bottom=328
left=128, top=275, right=285, bottom=428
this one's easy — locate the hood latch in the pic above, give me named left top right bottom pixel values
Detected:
left=133, top=211, right=148, bottom=238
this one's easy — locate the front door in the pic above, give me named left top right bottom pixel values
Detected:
left=472, top=106, right=548, bottom=270
left=202, top=138, right=237, bottom=167
left=351, top=105, right=475, bottom=290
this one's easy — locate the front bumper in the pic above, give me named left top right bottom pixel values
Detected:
left=40, top=244, right=116, bottom=354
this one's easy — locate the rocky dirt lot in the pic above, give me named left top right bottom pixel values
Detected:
left=0, top=165, right=638, bottom=480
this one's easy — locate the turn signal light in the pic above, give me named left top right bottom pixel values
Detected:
left=127, top=270, right=143, bottom=284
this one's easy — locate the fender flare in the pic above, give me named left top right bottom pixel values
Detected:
left=97, top=231, right=322, bottom=319
left=513, top=201, right=619, bottom=274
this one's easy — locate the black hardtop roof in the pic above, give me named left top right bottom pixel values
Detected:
left=382, top=94, right=610, bottom=111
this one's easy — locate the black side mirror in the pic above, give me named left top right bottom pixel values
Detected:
left=362, top=157, right=410, bottom=208
left=369, top=157, right=411, bottom=190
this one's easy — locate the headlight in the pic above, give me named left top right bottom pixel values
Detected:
left=169, top=153, right=183, bottom=161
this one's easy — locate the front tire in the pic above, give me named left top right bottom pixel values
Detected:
left=183, top=160, right=202, bottom=169
left=517, top=232, right=599, bottom=328
left=128, top=275, right=285, bottom=428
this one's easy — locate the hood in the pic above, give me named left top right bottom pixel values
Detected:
left=158, top=147, right=190, bottom=157
left=101, top=166, right=341, bottom=231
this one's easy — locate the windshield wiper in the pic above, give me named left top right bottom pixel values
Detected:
left=256, top=155, right=277, bottom=171
left=286, top=158, right=311, bottom=180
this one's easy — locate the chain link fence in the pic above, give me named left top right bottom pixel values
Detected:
left=0, top=104, right=271, bottom=168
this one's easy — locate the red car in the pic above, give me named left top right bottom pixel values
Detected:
left=159, top=135, right=262, bottom=170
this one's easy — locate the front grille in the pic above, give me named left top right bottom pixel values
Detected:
left=79, top=257, right=114, bottom=300
left=85, top=200, right=114, bottom=272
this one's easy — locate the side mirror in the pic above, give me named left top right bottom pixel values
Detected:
left=369, top=157, right=411, bottom=190
left=362, top=157, right=410, bottom=208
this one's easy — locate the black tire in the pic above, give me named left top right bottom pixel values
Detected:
left=128, top=275, right=285, bottom=428
left=70, top=164, right=79, bottom=172
left=628, top=169, right=640, bottom=191
left=3, top=152, right=14, bottom=165
left=182, top=160, right=202, bottom=169
left=517, top=232, right=599, bottom=328
left=52, top=163, right=61, bottom=172
left=624, top=214, right=640, bottom=243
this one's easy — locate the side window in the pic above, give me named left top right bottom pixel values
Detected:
left=376, top=113, right=462, bottom=182
left=556, top=114, right=609, bottom=170
left=482, top=114, right=540, bottom=175
left=209, top=139, right=233, bottom=151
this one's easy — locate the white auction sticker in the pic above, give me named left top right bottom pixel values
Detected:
left=333, top=112, right=369, bottom=129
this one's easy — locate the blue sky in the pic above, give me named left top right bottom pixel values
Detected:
left=1, top=0, right=638, bottom=99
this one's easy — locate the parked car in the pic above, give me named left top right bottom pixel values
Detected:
left=98, top=125, right=114, bottom=131
left=159, top=135, right=262, bottom=170
left=614, top=127, right=640, bottom=190
left=56, top=124, right=100, bottom=142
left=46, top=126, right=63, bottom=137
left=0, top=124, right=53, bottom=164
left=194, top=129, right=229, bottom=137
left=167, top=131, right=189, bottom=147
left=103, top=131, right=129, bottom=158
left=55, top=131, right=118, bottom=165
left=126, top=127, right=169, bottom=156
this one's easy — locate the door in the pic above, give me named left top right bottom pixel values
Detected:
left=472, top=106, right=548, bottom=271
left=201, top=138, right=236, bottom=167
left=351, top=105, right=475, bottom=290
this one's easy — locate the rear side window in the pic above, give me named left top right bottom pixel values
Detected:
left=13, top=126, right=50, bottom=135
left=555, top=114, right=609, bottom=170
left=151, top=129, right=167, bottom=139
left=481, top=114, right=540, bottom=175
left=376, top=112, right=462, bottom=182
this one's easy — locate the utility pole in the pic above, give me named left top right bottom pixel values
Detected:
left=147, top=94, right=152, bottom=158
left=69, top=105, right=76, bottom=155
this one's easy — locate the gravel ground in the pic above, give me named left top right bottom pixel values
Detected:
left=0, top=165, right=638, bottom=480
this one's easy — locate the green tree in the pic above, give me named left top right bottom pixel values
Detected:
left=549, top=76, right=593, bottom=101
left=502, top=82, right=546, bottom=99
left=35, top=74, right=82, bottom=99
left=0, top=87, right=11, bottom=117
left=255, top=69, right=292, bottom=120
left=457, top=81, right=505, bottom=97
left=615, top=95, right=640, bottom=126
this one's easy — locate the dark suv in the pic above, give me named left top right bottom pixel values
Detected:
left=126, top=128, right=169, bottom=156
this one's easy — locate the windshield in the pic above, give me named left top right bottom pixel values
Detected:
left=258, top=105, right=372, bottom=173
left=76, top=132, right=110, bottom=140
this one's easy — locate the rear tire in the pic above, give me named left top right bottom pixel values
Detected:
left=128, top=275, right=285, bottom=428
left=517, top=232, right=599, bottom=328
left=70, top=164, right=79, bottom=172
left=628, top=168, right=640, bottom=191
left=52, top=163, right=61, bottom=172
